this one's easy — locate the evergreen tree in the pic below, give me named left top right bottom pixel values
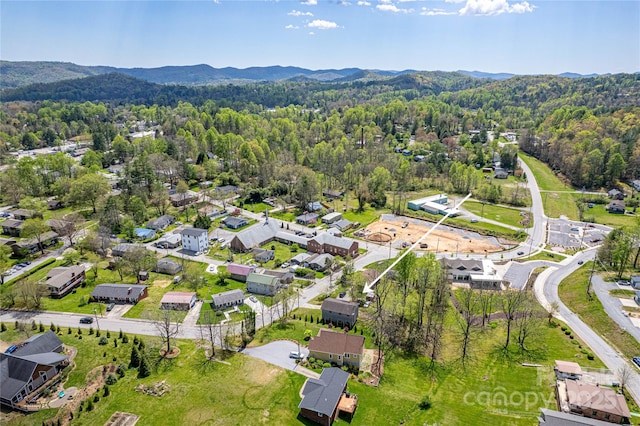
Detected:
left=130, top=345, right=140, bottom=368
left=138, top=355, right=151, bottom=378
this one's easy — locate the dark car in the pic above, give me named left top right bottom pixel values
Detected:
left=517, top=251, right=525, bottom=255
left=106, top=303, right=115, bottom=312
left=633, top=357, right=640, bottom=368
left=79, top=317, right=93, bottom=324
left=577, top=260, right=584, bottom=265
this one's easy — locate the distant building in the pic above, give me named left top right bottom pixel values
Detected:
left=211, top=289, right=244, bottom=311
left=494, top=168, right=509, bottom=179
left=306, top=201, right=324, bottom=212
left=181, top=228, right=209, bottom=253
left=606, top=200, right=625, bottom=214
left=407, top=194, right=459, bottom=216
left=45, top=265, right=86, bottom=298
left=90, top=284, right=148, bottom=304
left=296, top=213, right=319, bottom=225
left=632, top=180, right=640, bottom=192
left=155, top=233, right=181, bottom=249
left=308, top=234, right=359, bottom=258
left=11, top=209, right=36, bottom=221
left=222, top=216, right=249, bottom=229
left=322, top=212, right=342, bottom=225
left=146, top=215, right=175, bottom=231
left=246, top=273, right=279, bottom=296
left=554, top=360, right=583, bottom=381
left=47, top=199, right=63, bottom=210
left=111, top=243, right=144, bottom=257
left=11, top=232, right=59, bottom=256
left=306, top=253, right=335, bottom=272
left=155, top=258, right=182, bottom=275
left=170, top=191, right=199, bottom=207
left=134, top=228, right=156, bottom=240
left=252, top=248, right=275, bottom=263
left=1, top=219, right=23, bottom=237
left=160, top=292, right=196, bottom=310
left=226, top=264, right=255, bottom=282
left=608, top=189, right=624, bottom=200
left=442, top=259, right=507, bottom=290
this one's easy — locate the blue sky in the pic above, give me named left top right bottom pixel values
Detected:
left=1, top=0, right=638, bottom=74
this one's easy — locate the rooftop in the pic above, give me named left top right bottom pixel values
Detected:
left=308, top=329, right=364, bottom=356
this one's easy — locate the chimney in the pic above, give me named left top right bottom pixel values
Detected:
left=127, top=287, right=132, bottom=294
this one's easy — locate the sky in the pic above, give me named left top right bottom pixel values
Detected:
left=1, top=0, right=639, bottom=75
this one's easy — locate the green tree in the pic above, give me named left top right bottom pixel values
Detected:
left=21, top=218, right=51, bottom=255
left=0, top=246, right=12, bottom=285
left=68, top=173, right=111, bottom=214
left=193, top=215, right=212, bottom=230
left=129, top=345, right=140, bottom=368
left=138, top=354, right=151, bottom=378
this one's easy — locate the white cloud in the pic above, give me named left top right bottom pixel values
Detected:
left=288, top=10, right=313, bottom=16
left=444, top=0, right=465, bottom=3
left=301, top=0, right=317, bottom=5
left=376, top=2, right=413, bottom=13
left=357, top=0, right=371, bottom=5
left=420, top=7, right=457, bottom=15
left=309, top=31, right=316, bottom=36
left=285, top=24, right=300, bottom=29
left=459, top=0, right=535, bottom=16
left=307, top=19, right=339, bottom=29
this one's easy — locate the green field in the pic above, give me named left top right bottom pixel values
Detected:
left=541, top=192, right=580, bottom=220
left=519, top=152, right=573, bottom=192
left=558, top=263, right=640, bottom=361
left=463, top=200, right=532, bottom=228
left=519, top=251, right=566, bottom=262
left=582, top=203, right=639, bottom=227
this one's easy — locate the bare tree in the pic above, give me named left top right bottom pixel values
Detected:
left=123, top=246, right=156, bottom=283
left=151, top=309, right=181, bottom=356
left=15, top=279, right=48, bottom=310
left=548, top=301, right=559, bottom=324
left=501, top=290, right=526, bottom=349
left=618, top=364, right=633, bottom=393
left=456, top=288, right=478, bottom=366
left=200, top=311, right=218, bottom=359
left=478, top=289, right=494, bottom=328
left=515, top=293, right=540, bottom=351
left=56, top=212, right=86, bottom=247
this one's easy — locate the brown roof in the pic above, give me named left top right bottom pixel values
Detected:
left=565, top=380, right=630, bottom=418
left=161, top=292, right=196, bottom=305
left=554, top=360, right=582, bottom=376
left=308, top=329, right=364, bottom=356
left=322, top=298, right=358, bottom=316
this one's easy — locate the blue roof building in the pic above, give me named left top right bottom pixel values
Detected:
left=134, top=228, right=157, bottom=240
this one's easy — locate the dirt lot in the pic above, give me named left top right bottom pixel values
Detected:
left=365, top=215, right=506, bottom=254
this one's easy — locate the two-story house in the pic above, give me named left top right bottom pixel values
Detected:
left=45, top=265, right=86, bottom=298
left=180, top=228, right=209, bottom=253
left=321, top=298, right=359, bottom=328
left=308, top=329, right=364, bottom=370
left=246, top=273, right=279, bottom=296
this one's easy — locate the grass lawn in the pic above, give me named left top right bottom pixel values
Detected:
left=447, top=217, right=527, bottom=242
left=609, top=289, right=636, bottom=298
left=581, top=204, right=639, bottom=227
left=519, top=152, right=573, bottom=192
left=558, top=263, right=640, bottom=361
left=237, top=201, right=271, bottom=213
left=269, top=210, right=297, bottom=222
left=541, top=191, right=580, bottom=220
left=259, top=241, right=305, bottom=268
left=519, top=251, right=566, bottom=262
left=463, top=200, right=532, bottom=228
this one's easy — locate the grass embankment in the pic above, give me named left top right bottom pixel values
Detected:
left=520, top=251, right=566, bottom=262
left=558, top=263, right=640, bottom=360
left=519, top=152, right=580, bottom=220
left=463, top=200, right=532, bottom=228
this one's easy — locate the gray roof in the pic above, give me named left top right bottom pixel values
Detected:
left=112, top=243, right=142, bottom=256
left=181, top=227, right=208, bottom=237
left=538, top=408, right=614, bottom=425
left=45, top=265, right=85, bottom=290
left=291, top=252, right=311, bottom=264
left=223, top=216, right=248, bottom=227
left=298, top=367, right=349, bottom=416
left=232, top=220, right=282, bottom=250
left=13, top=331, right=63, bottom=356
left=155, top=258, right=182, bottom=273
left=331, top=219, right=352, bottom=230
left=212, top=289, right=244, bottom=306
left=19, top=352, right=68, bottom=366
left=1, top=219, right=23, bottom=229
left=91, top=284, right=147, bottom=300
left=309, top=253, right=334, bottom=268
left=276, top=231, right=309, bottom=246
left=0, top=354, right=37, bottom=402
left=312, top=233, right=357, bottom=250
left=147, top=215, right=174, bottom=229
left=322, top=298, right=358, bottom=316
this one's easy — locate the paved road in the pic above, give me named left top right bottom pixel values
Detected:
left=533, top=249, right=640, bottom=405
left=242, top=340, right=309, bottom=371
left=591, top=275, right=640, bottom=343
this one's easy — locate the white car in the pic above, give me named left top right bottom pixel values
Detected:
left=289, top=351, right=304, bottom=359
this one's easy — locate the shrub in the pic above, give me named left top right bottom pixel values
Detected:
left=116, top=364, right=126, bottom=378
left=571, top=340, right=579, bottom=345
left=31, top=320, right=37, bottom=330
left=39, top=322, right=44, bottom=332
left=86, top=400, right=93, bottom=411
left=98, top=337, right=108, bottom=345
left=122, top=335, right=129, bottom=344
left=561, top=326, right=568, bottom=332
left=89, top=327, right=94, bottom=335
left=50, top=322, right=56, bottom=331
left=419, top=395, right=432, bottom=410
left=0, top=323, right=6, bottom=332
left=103, top=385, right=110, bottom=397
left=96, top=330, right=101, bottom=337
left=323, top=362, right=332, bottom=368
left=93, top=394, right=100, bottom=403
left=106, top=331, right=111, bottom=338
left=587, top=353, right=595, bottom=360
left=103, top=351, right=107, bottom=357
left=106, top=374, right=118, bottom=385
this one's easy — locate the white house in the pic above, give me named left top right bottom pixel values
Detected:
left=180, top=228, right=209, bottom=253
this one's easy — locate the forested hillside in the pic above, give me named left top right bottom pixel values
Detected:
left=0, top=72, right=638, bottom=210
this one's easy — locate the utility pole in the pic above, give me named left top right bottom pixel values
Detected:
left=587, top=255, right=597, bottom=298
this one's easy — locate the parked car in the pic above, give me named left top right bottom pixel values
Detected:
left=470, top=219, right=478, bottom=223
left=106, top=303, right=115, bottom=312
left=577, top=260, right=584, bottom=265
left=618, top=280, right=631, bottom=286
left=633, top=357, right=640, bottom=368
left=289, top=351, right=304, bottom=359
left=79, top=317, right=93, bottom=324
left=249, top=296, right=258, bottom=303
left=280, top=262, right=290, bottom=269
left=401, top=222, right=409, bottom=228
left=517, top=251, right=525, bottom=255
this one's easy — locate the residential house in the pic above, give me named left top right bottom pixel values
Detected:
left=608, top=189, right=624, bottom=200
left=632, top=276, right=640, bottom=290
left=323, top=190, right=344, bottom=199
left=307, top=202, right=324, bottom=212
left=291, top=252, right=311, bottom=265
left=181, top=228, right=209, bottom=253
left=11, top=232, right=59, bottom=256
left=111, top=243, right=143, bottom=257
left=226, top=264, right=255, bottom=282
left=298, top=368, right=357, bottom=426
left=321, top=298, right=359, bottom=328
left=307, top=253, right=335, bottom=272
left=0, top=332, right=69, bottom=411
left=538, top=408, right=614, bottom=426
left=632, top=180, right=640, bottom=192
left=222, top=216, right=249, bottom=229
left=252, top=248, right=274, bottom=263
left=155, top=258, right=182, bottom=275
left=45, top=265, right=86, bottom=298
left=134, top=228, right=156, bottom=240
left=211, top=289, right=244, bottom=310
left=442, top=259, right=508, bottom=290
left=246, top=273, right=279, bottom=296
left=229, top=220, right=311, bottom=252
left=215, top=185, right=238, bottom=195
left=160, top=292, right=196, bottom=310
left=634, top=291, right=640, bottom=306
left=154, top=233, right=181, bottom=249
left=107, top=164, right=124, bottom=174
left=330, top=219, right=353, bottom=232
left=606, top=200, right=625, bottom=214
left=554, top=360, right=583, bottom=381
left=47, top=199, right=63, bottom=210
left=494, top=168, right=509, bottom=179
left=46, top=219, right=71, bottom=235
left=322, top=212, right=342, bottom=225
left=308, top=329, right=365, bottom=369
left=1, top=219, right=23, bottom=237
left=262, top=269, right=294, bottom=284
left=169, top=190, right=199, bottom=207
left=326, top=228, right=342, bottom=237
left=146, top=215, right=174, bottom=231
left=308, top=234, right=359, bottom=258
left=90, top=284, right=148, bottom=304
left=11, top=209, right=36, bottom=221
left=557, top=379, right=630, bottom=424
left=296, top=213, right=319, bottom=225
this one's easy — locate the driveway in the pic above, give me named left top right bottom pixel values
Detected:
left=242, top=340, right=308, bottom=371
